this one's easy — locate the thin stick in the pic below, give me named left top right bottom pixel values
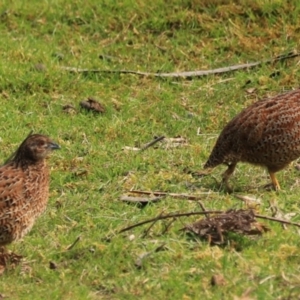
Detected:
left=140, top=136, right=165, bottom=151
left=161, top=218, right=176, bottom=235
left=142, top=211, right=164, bottom=238
left=255, top=214, right=300, bottom=228
left=198, top=201, right=210, bottom=219
left=119, top=211, right=300, bottom=234
left=66, top=236, right=81, bottom=250
left=128, top=190, right=205, bottom=201
left=120, top=195, right=163, bottom=203
left=118, top=210, right=224, bottom=233
left=61, top=52, right=300, bottom=79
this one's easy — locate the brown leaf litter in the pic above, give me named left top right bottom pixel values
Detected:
left=80, top=97, right=105, bottom=113
left=184, top=209, right=269, bottom=245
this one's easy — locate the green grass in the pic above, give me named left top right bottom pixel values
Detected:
left=1, top=0, right=300, bottom=299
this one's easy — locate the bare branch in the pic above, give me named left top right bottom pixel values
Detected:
left=255, top=214, right=300, bottom=228
left=61, top=52, right=300, bottom=79
left=118, top=210, right=300, bottom=234
left=197, top=201, right=210, bottom=219
left=142, top=211, right=164, bottom=238
left=65, top=235, right=81, bottom=250
left=118, top=210, right=224, bottom=233
left=120, top=195, right=163, bottom=203
left=140, top=136, right=165, bottom=151
left=128, top=190, right=206, bottom=201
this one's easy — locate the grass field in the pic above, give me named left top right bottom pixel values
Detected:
left=1, top=0, right=300, bottom=299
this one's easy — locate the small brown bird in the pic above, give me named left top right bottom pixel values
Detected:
left=0, top=133, right=60, bottom=246
left=204, top=89, right=300, bottom=191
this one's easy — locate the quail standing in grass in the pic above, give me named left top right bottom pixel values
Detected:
left=0, top=133, right=60, bottom=247
left=204, top=89, right=300, bottom=191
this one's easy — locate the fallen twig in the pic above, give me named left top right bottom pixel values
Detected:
left=255, top=214, right=300, bottom=228
left=197, top=201, right=210, bottom=219
left=142, top=211, right=165, bottom=238
left=120, top=195, right=163, bottom=203
left=118, top=209, right=300, bottom=234
left=65, top=235, right=81, bottom=250
left=61, top=51, right=300, bottom=79
left=127, top=190, right=207, bottom=201
left=119, top=210, right=224, bottom=233
left=140, top=136, right=165, bottom=151
left=161, top=219, right=176, bottom=235
left=184, top=209, right=269, bottom=244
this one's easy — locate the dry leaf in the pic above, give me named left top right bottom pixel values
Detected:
left=161, top=136, right=188, bottom=149
left=234, top=194, right=262, bottom=208
left=111, top=99, right=123, bottom=111
left=245, top=87, right=256, bottom=94
left=284, top=212, right=297, bottom=220
left=80, top=97, right=105, bottom=113
left=211, top=274, right=226, bottom=286
left=33, top=63, right=46, bottom=72
left=62, top=104, right=76, bottom=114
left=49, top=261, right=58, bottom=270
left=122, top=146, right=140, bottom=151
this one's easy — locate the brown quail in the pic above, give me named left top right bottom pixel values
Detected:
left=204, top=89, right=300, bottom=191
left=0, top=133, right=60, bottom=246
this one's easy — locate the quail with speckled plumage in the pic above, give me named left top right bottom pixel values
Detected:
left=0, top=133, right=60, bottom=246
left=204, top=89, right=300, bottom=191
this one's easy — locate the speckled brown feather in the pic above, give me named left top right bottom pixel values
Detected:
left=204, top=89, right=300, bottom=190
left=0, top=134, right=59, bottom=246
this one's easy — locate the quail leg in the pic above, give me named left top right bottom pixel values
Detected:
left=222, top=162, right=237, bottom=193
left=269, top=171, right=281, bottom=191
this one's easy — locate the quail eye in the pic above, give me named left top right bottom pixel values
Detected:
left=31, top=140, right=45, bottom=148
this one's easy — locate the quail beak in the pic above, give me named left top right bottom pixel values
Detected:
left=49, top=142, right=60, bottom=150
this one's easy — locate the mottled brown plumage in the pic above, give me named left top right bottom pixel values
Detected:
left=0, top=134, right=60, bottom=246
left=204, top=89, right=300, bottom=191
